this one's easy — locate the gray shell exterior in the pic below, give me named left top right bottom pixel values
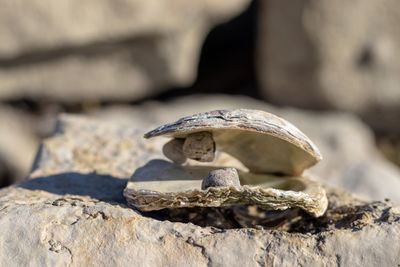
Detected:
left=144, top=109, right=322, bottom=176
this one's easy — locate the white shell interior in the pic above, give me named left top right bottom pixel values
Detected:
left=171, top=129, right=317, bottom=176
left=132, top=159, right=306, bottom=194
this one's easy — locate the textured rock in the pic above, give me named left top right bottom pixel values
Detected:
left=257, top=0, right=400, bottom=132
left=0, top=114, right=399, bottom=266
left=182, top=132, right=215, bottom=162
left=92, top=95, right=400, bottom=203
left=0, top=0, right=250, bottom=101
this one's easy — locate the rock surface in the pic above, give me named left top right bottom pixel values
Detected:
left=0, top=114, right=399, bottom=266
left=0, top=0, right=250, bottom=101
left=92, top=95, right=400, bottom=203
left=258, top=0, right=400, bottom=132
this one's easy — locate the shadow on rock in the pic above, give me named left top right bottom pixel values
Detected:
left=18, top=172, right=128, bottom=206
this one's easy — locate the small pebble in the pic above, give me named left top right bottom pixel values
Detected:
left=183, top=132, right=215, bottom=162
left=201, top=167, right=241, bottom=190
left=162, top=138, right=186, bottom=164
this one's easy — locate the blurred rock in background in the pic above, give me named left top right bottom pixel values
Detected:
left=0, top=0, right=250, bottom=102
left=0, top=0, right=251, bottom=186
left=0, top=106, right=38, bottom=186
left=257, top=0, right=400, bottom=133
left=378, top=136, right=400, bottom=167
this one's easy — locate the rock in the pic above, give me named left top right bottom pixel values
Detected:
left=162, top=139, right=187, bottom=164
left=378, top=136, right=400, bottom=167
left=91, top=95, right=400, bottom=203
left=278, top=109, right=400, bottom=204
left=257, top=0, right=400, bottom=132
left=0, top=106, right=38, bottom=185
left=0, top=114, right=399, bottom=266
left=0, top=0, right=250, bottom=101
left=201, top=168, right=241, bottom=190
left=182, top=132, right=215, bottom=162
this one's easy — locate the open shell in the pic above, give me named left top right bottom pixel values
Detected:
left=124, top=109, right=328, bottom=217
left=144, top=109, right=322, bottom=176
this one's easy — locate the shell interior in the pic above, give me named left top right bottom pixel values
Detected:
left=124, top=158, right=328, bottom=217
left=144, top=109, right=322, bottom=176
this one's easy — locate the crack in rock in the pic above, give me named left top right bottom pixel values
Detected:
left=186, top=237, right=212, bottom=267
left=48, top=239, right=73, bottom=266
left=82, top=206, right=110, bottom=220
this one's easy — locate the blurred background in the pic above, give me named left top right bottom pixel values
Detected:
left=0, top=0, right=399, bottom=201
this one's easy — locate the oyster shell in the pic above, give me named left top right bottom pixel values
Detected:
left=124, top=109, right=328, bottom=217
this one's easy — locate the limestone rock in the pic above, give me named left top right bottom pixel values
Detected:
left=0, top=0, right=250, bottom=101
left=257, top=0, right=400, bottom=132
left=92, top=95, right=400, bottom=203
left=0, top=114, right=399, bottom=266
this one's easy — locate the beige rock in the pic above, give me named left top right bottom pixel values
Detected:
left=257, top=0, right=400, bottom=131
left=0, top=113, right=398, bottom=266
left=0, top=0, right=250, bottom=101
left=0, top=106, right=38, bottom=184
left=182, top=132, right=215, bottom=162
left=0, top=0, right=250, bottom=57
left=162, top=138, right=187, bottom=164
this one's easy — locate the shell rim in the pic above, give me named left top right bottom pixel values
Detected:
left=124, top=177, right=328, bottom=217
